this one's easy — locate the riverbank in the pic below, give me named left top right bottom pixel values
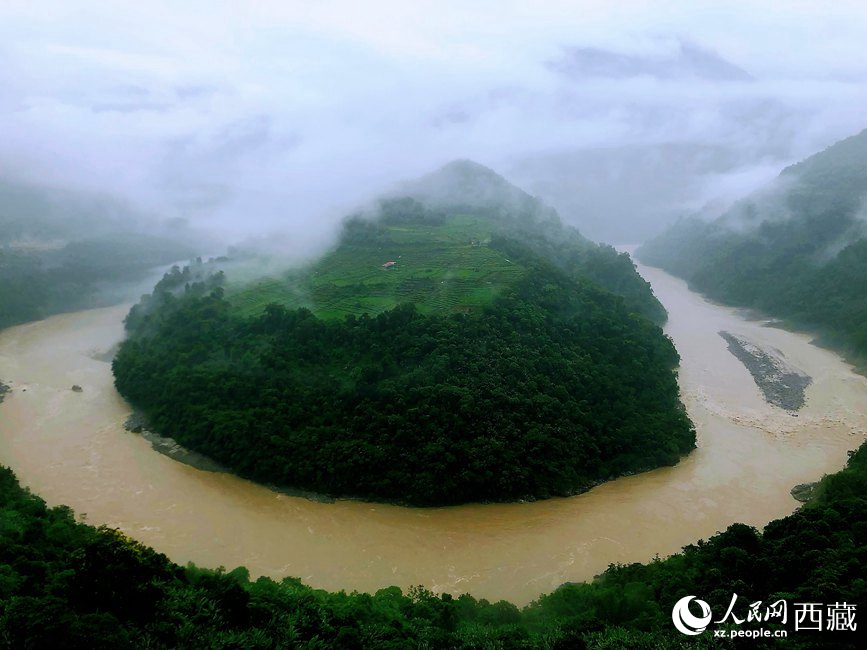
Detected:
left=693, top=281, right=867, bottom=380
left=125, top=411, right=343, bottom=503
left=3, top=439, right=864, bottom=647
left=125, top=412, right=229, bottom=474
left=125, top=408, right=650, bottom=507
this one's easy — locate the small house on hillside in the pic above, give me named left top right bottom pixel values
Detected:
left=382, top=261, right=397, bottom=269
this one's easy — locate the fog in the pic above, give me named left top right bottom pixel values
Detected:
left=2, top=1, right=866, bottom=247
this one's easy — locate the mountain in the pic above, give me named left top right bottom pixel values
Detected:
left=0, top=177, right=134, bottom=244
left=224, top=160, right=665, bottom=323
left=508, top=142, right=754, bottom=242
left=391, top=159, right=560, bottom=221
left=548, top=40, right=753, bottom=82
left=113, top=161, right=693, bottom=506
left=638, top=128, right=867, bottom=363
left=0, top=177, right=202, bottom=329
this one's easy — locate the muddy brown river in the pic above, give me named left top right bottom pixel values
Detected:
left=0, top=263, right=864, bottom=606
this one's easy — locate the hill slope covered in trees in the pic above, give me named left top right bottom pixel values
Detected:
left=113, top=161, right=693, bottom=506
left=0, top=177, right=199, bottom=329
left=638, top=129, right=867, bottom=366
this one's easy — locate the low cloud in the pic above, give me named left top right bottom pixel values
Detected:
left=1, top=1, right=866, bottom=245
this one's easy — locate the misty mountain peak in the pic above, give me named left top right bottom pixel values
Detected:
left=438, top=158, right=503, bottom=178
left=427, top=159, right=517, bottom=195
left=550, top=39, right=753, bottom=82
left=394, top=159, right=543, bottom=216
left=708, top=126, right=867, bottom=235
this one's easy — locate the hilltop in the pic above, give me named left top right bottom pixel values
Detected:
left=393, top=159, right=559, bottom=218
left=114, top=161, right=693, bottom=506
left=638, top=128, right=867, bottom=363
left=226, top=160, right=666, bottom=324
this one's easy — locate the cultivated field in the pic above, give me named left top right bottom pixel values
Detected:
left=226, top=215, right=526, bottom=319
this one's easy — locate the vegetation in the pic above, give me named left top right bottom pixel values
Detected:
left=226, top=195, right=666, bottom=325
left=1, top=438, right=865, bottom=647
left=638, top=128, right=867, bottom=367
left=114, top=171, right=692, bottom=506
left=0, top=234, right=196, bottom=330
left=0, top=174, right=207, bottom=329
left=226, top=209, right=528, bottom=320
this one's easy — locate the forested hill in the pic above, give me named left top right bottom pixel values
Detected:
left=638, top=128, right=867, bottom=364
left=225, top=160, right=667, bottom=325
left=0, top=235, right=198, bottom=329
left=113, top=161, right=694, bottom=506
left=0, top=177, right=200, bottom=329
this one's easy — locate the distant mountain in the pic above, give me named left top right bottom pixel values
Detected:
left=0, top=177, right=201, bottom=329
left=505, top=97, right=806, bottom=243
left=519, top=41, right=789, bottom=243
left=549, top=40, right=753, bottom=82
left=638, top=128, right=867, bottom=363
left=0, top=178, right=133, bottom=244
left=508, top=142, right=753, bottom=242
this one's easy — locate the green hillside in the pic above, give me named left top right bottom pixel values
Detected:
left=227, top=214, right=525, bottom=320
left=225, top=161, right=668, bottom=326
left=638, top=128, right=867, bottom=365
left=114, top=161, right=692, bottom=506
left=0, top=176, right=206, bottom=329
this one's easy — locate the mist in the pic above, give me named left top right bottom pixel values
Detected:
left=2, top=1, right=867, bottom=248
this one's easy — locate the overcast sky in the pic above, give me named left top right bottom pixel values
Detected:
left=2, top=1, right=866, bottom=243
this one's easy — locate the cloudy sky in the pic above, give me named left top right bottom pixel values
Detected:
left=2, top=1, right=866, bottom=242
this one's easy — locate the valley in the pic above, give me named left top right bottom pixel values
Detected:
left=0, top=261, right=862, bottom=605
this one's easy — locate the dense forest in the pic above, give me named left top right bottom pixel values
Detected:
left=114, top=244, right=692, bottom=506
left=1, top=437, right=864, bottom=647
left=114, top=166, right=693, bottom=506
left=638, top=129, right=867, bottom=367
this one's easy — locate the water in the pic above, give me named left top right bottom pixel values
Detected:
left=0, top=263, right=864, bottom=606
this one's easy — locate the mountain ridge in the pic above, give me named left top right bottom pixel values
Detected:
left=637, top=126, right=867, bottom=365
left=223, top=160, right=665, bottom=323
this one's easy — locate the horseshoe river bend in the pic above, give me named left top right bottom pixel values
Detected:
left=0, top=261, right=864, bottom=606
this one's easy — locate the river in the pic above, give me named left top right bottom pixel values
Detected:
left=0, top=263, right=864, bottom=606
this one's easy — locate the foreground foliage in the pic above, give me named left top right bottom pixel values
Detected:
left=1, top=441, right=865, bottom=648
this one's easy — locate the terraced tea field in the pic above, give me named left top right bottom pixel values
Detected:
left=226, top=215, right=526, bottom=319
